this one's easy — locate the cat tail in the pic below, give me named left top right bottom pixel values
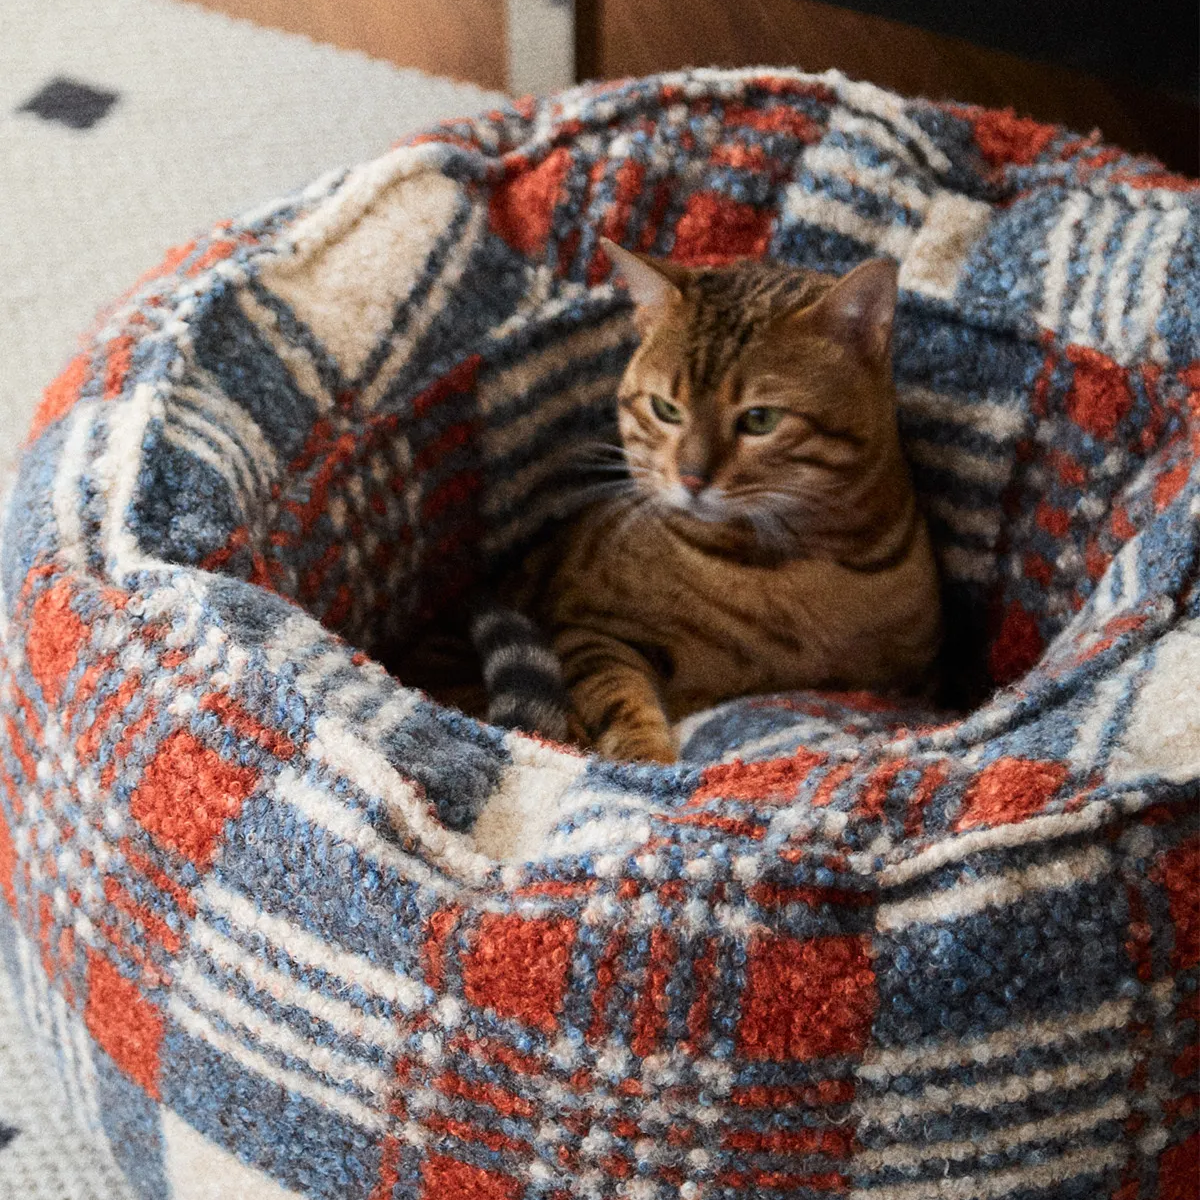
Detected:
left=467, top=600, right=573, bottom=743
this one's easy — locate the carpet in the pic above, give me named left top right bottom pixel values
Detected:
left=0, top=0, right=503, bottom=490
left=0, top=4, right=500, bottom=1195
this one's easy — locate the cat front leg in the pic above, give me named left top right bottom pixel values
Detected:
left=554, top=628, right=677, bottom=764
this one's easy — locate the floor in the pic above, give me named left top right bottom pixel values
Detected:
left=0, top=0, right=503, bottom=490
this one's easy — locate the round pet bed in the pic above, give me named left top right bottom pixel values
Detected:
left=1, top=68, right=1198, bottom=1200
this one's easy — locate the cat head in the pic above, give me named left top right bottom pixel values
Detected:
left=603, top=239, right=910, bottom=561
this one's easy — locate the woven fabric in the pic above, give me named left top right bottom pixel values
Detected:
left=0, top=68, right=1197, bottom=1200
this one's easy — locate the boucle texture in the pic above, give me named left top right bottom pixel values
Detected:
left=1, top=68, right=1198, bottom=1200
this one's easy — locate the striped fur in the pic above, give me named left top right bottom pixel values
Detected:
left=525, top=251, right=940, bottom=761
left=468, top=601, right=572, bottom=741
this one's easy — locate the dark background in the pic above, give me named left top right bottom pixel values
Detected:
left=835, top=0, right=1198, bottom=97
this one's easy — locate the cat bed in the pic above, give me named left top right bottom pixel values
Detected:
left=2, top=68, right=1198, bottom=1200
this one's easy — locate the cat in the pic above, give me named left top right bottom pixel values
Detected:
left=471, top=240, right=942, bottom=763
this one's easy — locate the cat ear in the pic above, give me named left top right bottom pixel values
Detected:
left=800, top=257, right=898, bottom=364
left=601, top=238, right=683, bottom=317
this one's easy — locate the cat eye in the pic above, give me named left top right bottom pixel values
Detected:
left=736, top=406, right=785, bottom=436
left=649, top=394, right=685, bottom=424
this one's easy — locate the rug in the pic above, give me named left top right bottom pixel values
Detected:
left=0, top=0, right=503, bottom=490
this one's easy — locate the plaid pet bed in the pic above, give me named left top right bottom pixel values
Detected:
left=1, top=68, right=1197, bottom=1200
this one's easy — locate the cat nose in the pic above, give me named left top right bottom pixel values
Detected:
left=679, top=473, right=706, bottom=495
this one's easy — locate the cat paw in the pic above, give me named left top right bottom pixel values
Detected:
left=596, top=729, right=678, bottom=764
left=566, top=713, right=593, bottom=751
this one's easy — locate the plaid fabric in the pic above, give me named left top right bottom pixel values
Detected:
left=1, top=68, right=1197, bottom=1200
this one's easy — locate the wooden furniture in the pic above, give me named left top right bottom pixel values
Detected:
left=189, top=0, right=509, bottom=91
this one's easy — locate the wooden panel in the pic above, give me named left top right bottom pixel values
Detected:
left=574, top=0, right=603, bottom=84
left=189, top=0, right=508, bottom=92
left=591, top=0, right=1198, bottom=174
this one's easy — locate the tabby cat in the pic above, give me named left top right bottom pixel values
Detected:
left=476, top=241, right=941, bottom=763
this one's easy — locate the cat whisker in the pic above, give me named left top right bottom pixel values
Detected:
left=575, top=464, right=636, bottom=483
left=730, top=487, right=822, bottom=516
left=721, top=490, right=810, bottom=554
left=743, top=509, right=795, bottom=555
left=569, top=441, right=630, bottom=469
left=561, top=479, right=640, bottom=515
left=568, top=443, right=663, bottom=493
left=605, top=491, right=663, bottom=546
left=572, top=478, right=636, bottom=497
left=726, top=489, right=796, bottom=515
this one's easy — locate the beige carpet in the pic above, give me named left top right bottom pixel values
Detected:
left=0, top=0, right=504, bottom=489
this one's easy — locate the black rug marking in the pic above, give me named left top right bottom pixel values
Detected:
left=17, top=77, right=119, bottom=130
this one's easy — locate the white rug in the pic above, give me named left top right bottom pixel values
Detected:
left=0, top=4, right=502, bottom=1195
left=0, top=960, right=136, bottom=1200
left=0, top=0, right=504, bottom=488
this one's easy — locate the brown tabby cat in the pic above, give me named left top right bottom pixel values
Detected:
left=511, top=241, right=942, bottom=764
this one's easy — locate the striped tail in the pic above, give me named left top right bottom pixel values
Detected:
left=468, top=603, right=572, bottom=743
